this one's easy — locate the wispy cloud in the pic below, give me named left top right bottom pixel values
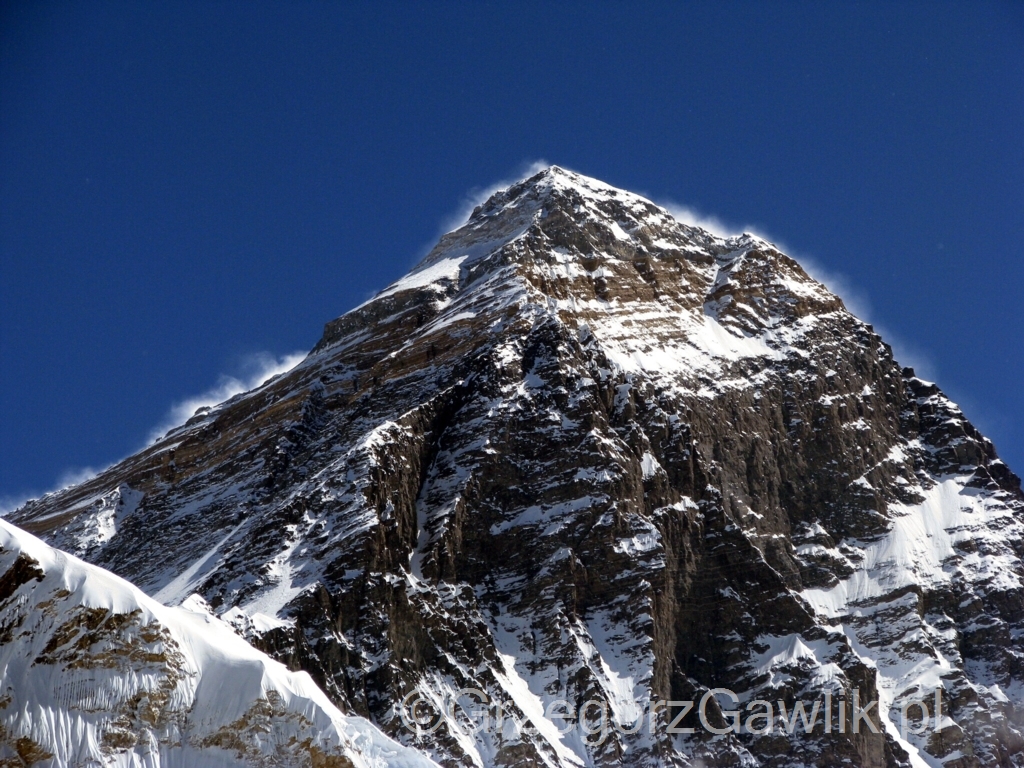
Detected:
left=410, top=159, right=552, bottom=265
left=659, top=200, right=783, bottom=245
left=0, top=492, right=36, bottom=517
left=54, top=466, right=102, bottom=488
left=147, top=350, right=306, bottom=444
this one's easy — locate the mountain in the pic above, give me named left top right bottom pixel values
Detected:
left=6, top=166, right=1024, bottom=768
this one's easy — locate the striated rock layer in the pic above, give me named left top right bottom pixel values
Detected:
left=9, top=167, right=1024, bottom=767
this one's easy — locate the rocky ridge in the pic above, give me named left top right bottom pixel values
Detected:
left=7, top=167, right=1024, bottom=767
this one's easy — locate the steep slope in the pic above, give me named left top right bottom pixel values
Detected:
left=0, top=519, right=440, bottom=768
left=9, top=167, right=1024, bottom=767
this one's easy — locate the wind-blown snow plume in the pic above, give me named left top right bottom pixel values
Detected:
left=437, top=159, right=551, bottom=236
left=1, top=352, right=307, bottom=514
left=148, top=350, right=306, bottom=443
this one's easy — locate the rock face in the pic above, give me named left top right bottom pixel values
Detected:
left=8, top=167, right=1024, bottom=767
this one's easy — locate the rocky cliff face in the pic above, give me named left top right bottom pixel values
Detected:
left=8, top=167, right=1024, bottom=767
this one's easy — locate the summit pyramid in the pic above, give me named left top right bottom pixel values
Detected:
left=6, top=167, right=1024, bottom=767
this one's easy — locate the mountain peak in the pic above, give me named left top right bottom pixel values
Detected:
left=7, top=170, right=1024, bottom=768
left=325, top=168, right=839, bottom=364
left=507, top=162, right=632, bottom=197
left=464, top=164, right=666, bottom=230
left=406, top=166, right=715, bottom=289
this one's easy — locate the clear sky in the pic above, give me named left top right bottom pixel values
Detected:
left=1, top=1, right=1022, bottom=508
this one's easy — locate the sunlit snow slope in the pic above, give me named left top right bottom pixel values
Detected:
left=0, top=519, right=439, bottom=768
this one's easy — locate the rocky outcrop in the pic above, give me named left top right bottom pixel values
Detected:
left=8, top=167, right=1024, bottom=767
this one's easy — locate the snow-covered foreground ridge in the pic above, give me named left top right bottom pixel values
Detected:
left=0, top=518, right=439, bottom=768
left=7, top=166, right=1024, bottom=767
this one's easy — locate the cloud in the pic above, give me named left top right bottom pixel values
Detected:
left=0, top=492, right=36, bottom=517
left=794, top=254, right=875, bottom=324
left=410, top=159, right=552, bottom=264
left=146, top=350, right=306, bottom=444
left=54, top=466, right=102, bottom=488
left=659, top=200, right=784, bottom=247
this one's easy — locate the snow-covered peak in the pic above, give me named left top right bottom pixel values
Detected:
left=0, top=518, right=440, bottom=768
left=410, top=166, right=690, bottom=274
left=354, top=167, right=824, bottom=325
left=510, top=164, right=651, bottom=205
left=306, top=167, right=848, bottom=404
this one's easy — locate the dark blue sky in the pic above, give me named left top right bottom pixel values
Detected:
left=2, top=1, right=1022, bottom=507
